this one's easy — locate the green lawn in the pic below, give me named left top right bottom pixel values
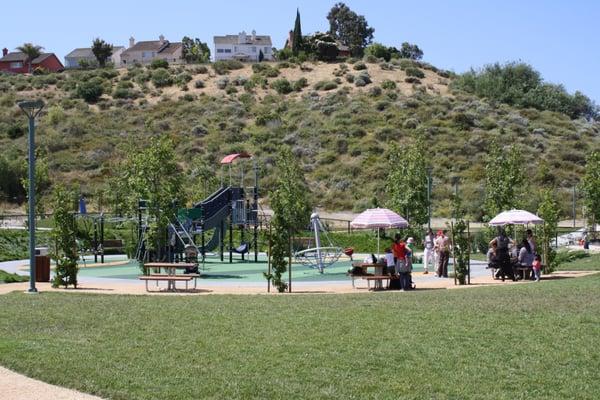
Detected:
left=556, top=252, right=600, bottom=271
left=0, top=269, right=28, bottom=283
left=1, top=275, right=599, bottom=399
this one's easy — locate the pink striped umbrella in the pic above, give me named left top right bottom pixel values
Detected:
left=351, top=208, right=408, bottom=256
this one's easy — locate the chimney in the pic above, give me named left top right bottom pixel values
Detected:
left=159, top=34, right=165, bottom=44
left=129, top=36, right=135, bottom=48
left=2, top=48, right=8, bottom=57
left=251, top=30, right=256, bottom=41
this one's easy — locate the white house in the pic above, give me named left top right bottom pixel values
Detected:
left=120, top=35, right=183, bottom=66
left=213, top=30, right=273, bottom=62
left=64, top=46, right=125, bottom=68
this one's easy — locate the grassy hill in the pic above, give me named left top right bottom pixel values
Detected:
left=0, top=58, right=598, bottom=218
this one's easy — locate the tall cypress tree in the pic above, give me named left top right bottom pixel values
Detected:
left=292, top=8, right=303, bottom=55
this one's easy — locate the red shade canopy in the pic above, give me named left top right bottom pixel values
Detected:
left=220, top=152, right=252, bottom=164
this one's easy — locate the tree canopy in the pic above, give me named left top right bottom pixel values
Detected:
left=483, top=141, right=524, bottom=218
left=327, top=2, right=374, bottom=57
left=92, top=38, right=113, bottom=67
left=580, top=151, right=600, bottom=227
left=16, top=43, right=43, bottom=73
left=398, top=42, right=424, bottom=60
left=292, top=8, right=303, bottom=55
left=181, top=37, right=211, bottom=63
left=385, top=137, right=429, bottom=225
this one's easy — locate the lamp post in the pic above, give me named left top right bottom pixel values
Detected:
left=426, top=167, right=433, bottom=230
left=18, top=100, right=44, bottom=293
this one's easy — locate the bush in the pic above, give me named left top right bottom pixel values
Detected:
left=314, top=80, right=338, bottom=91
left=194, top=80, right=205, bottom=89
left=193, top=65, right=208, bottom=74
left=381, top=79, right=396, bottom=90
left=212, top=60, right=244, bottom=75
left=7, top=123, right=25, bottom=139
left=76, top=77, right=104, bottom=102
left=151, top=68, right=173, bottom=87
left=405, top=67, right=425, bottom=78
left=217, top=77, right=230, bottom=90
left=354, top=72, right=371, bottom=87
left=345, top=74, right=354, bottom=83
left=232, top=76, right=247, bottom=86
left=293, top=77, right=308, bottom=91
left=271, top=79, right=293, bottom=94
left=364, top=43, right=392, bottom=62
left=176, top=72, right=193, bottom=85
left=368, top=86, right=382, bottom=97
left=353, top=62, right=367, bottom=71
left=405, top=77, right=421, bottom=84
left=150, top=59, right=169, bottom=69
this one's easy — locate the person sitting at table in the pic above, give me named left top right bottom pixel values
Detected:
left=490, top=228, right=515, bottom=282
left=517, top=238, right=534, bottom=280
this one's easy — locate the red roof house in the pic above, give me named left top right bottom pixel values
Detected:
left=0, top=48, right=64, bottom=74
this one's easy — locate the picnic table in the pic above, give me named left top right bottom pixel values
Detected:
left=140, top=262, right=199, bottom=292
left=350, top=262, right=387, bottom=289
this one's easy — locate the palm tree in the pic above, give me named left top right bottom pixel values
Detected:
left=16, top=43, right=43, bottom=73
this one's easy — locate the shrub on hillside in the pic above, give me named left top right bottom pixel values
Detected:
left=76, top=77, right=104, bottom=102
left=271, top=79, right=293, bottom=94
left=354, top=72, right=371, bottom=87
left=293, top=77, right=308, bottom=91
left=381, top=80, right=396, bottom=90
left=405, top=77, right=421, bottom=84
left=150, top=59, right=169, bottom=69
left=217, top=77, right=230, bottom=90
left=405, top=67, right=425, bottom=78
left=151, top=68, right=173, bottom=87
left=353, top=62, right=367, bottom=71
left=314, top=80, right=338, bottom=91
left=193, top=65, right=208, bottom=74
left=212, top=60, right=244, bottom=75
left=194, top=80, right=205, bottom=89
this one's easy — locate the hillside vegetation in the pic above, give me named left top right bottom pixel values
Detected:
left=0, top=58, right=598, bottom=219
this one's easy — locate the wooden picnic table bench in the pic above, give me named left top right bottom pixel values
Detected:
left=362, top=275, right=392, bottom=290
left=139, top=275, right=194, bottom=292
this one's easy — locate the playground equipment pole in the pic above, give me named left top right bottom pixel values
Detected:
left=93, top=218, right=98, bottom=263
left=18, top=100, right=44, bottom=294
left=253, top=161, right=259, bottom=262
left=572, top=186, right=576, bottom=228
left=100, top=213, right=105, bottom=263
left=288, top=229, right=292, bottom=293
left=311, top=213, right=324, bottom=273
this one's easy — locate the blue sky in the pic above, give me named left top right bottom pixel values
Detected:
left=2, top=0, right=599, bottom=102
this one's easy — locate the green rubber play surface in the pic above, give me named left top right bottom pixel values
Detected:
left=77, top=255, right=426, bottom=282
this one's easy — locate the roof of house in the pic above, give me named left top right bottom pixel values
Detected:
left=66, top=46, right=125, bottom=59
left=122, top=40, right=181, bottom=55
left=214, top=35, right=272, bottom=46
left=0, top=52, right=54, bottom=63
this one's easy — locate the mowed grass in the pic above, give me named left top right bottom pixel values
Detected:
left=557, top=252, right=600, bottom=271
left=1, top=275, right=600, bottom=399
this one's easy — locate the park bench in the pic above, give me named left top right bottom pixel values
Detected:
left=102, top=239, right=124, bottom=254
left=139, top=274, right=200, bottom=292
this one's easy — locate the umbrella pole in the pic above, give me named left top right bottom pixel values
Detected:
left=377, top=228, right=380, bottom=258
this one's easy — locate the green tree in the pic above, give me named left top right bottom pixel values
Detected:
left=580, top=150, right=600, bottom=228
left=385, top=137, right=429, bottom=225
left=181, top=37, right=211, bottom=63
left=51, top=184, right=79, bottom=288
left=537, top=189, right=559, bottom=273
left=91, top=38, right=113, bottom=67
left=76, top=77, right=104, bottom=102
left=364, top=43, right=391, bottom=61
left=186, top=159, right=219, bottom=204
left=398, top=42, right=424, bottom=60
left=484, top=142, right=524, bottom=219
left=21, top=155, right=51, bottom=216
left=327, top=2, right=374, bottom=57
left=115, top=135, right=183, bottom=258
left=292, top=8, right=303, bottom=55
left=265, top=147, right=311, bottom=292
left=16, top=43, right=43, bottom=73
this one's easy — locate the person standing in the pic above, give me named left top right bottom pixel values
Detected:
left=526, top=229, right=536, bottom=255
left=392, top=234, right=408, bottom=275
left=422, top=229, right=435, bottom=274
left=532, top=254, right=542, bottom=282
left=435, top=230, right=451, bottom=278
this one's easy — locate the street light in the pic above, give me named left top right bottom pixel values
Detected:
left=426, top=167, right=433, bottom=230
left=18, top=99, right=44, bottom=294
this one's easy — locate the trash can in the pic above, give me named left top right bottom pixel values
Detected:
left=35, top=255, right=50, bottom=282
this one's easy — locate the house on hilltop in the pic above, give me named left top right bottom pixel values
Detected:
left=120, top=35, right=183, bottom=66
left=65, top=46, right=125, bottom=68
left=213, top=30, right=273, bottom=62
left=0, top=48, right=64, bottom=73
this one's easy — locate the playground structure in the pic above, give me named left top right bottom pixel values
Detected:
left=294, top=212, right=343, bottom=273
left=136, top=152, right=260, bottom=264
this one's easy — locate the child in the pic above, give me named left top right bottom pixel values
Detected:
left=532, top=254, right=542, bottom=282
left=384, top=247, right=395, bottom=275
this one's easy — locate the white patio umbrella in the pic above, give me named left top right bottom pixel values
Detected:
left=351, top=208, right=409, bottom=257
left=488, top=209, right=544, bottom=226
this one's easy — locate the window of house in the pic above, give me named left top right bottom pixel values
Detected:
left=10, top=61, right=23, bottom=69
left=217, top=49, right=224, bottom=53
left=234, top=46, right=237, bottom=52
left=264, top=47, right=269, bottom=53
left=251, top=46, right=256, bottom=53
left=224, top=49, right=231, bottom=53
